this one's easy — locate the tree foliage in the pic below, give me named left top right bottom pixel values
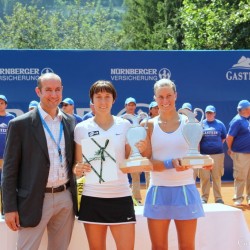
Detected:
left=180, top=0, right=250, bottom=49
left=0, top=3, right=50, bottom=48
left=0, top=0, right=250, bottom=50
left=122, top=0, right=250, bottom=50
left=0, top=1, right=123, bottom=49
left=122, top=0, right=183, bottom=50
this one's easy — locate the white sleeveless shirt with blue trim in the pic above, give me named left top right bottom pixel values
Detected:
left=150, top=114, right=195, bottom=187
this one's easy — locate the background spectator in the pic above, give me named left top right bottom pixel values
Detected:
left=181, top=102, right=200, bottom=182
left=226, top=100, right=250, bottom=206
left=148, top=101, right=159, bottom=118
left=0, top=95, right=15, bottom=215
left=121, top=97, right=143, bottom=205
left=181, top=102, right=192, bottom=111
left=61, top=97, right=82, bottom=125
left=82, top=100, right=95, bottom=121
left=199, top=105, right=227, bottom=204
left=28, top=100, right=39, bottom=111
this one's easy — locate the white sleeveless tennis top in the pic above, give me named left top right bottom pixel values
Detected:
left=150, top=115, right=195, bottom=186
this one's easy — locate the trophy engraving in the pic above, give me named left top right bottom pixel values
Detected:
left=120, top=112, right=153, bottom=173
left=178, top=108, right=214, bottom=168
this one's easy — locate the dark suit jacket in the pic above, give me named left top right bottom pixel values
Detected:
left=2, top=109, right=78, bottom=227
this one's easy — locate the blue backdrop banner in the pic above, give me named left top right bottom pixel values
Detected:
left=1, top=49, right=250, bottom=181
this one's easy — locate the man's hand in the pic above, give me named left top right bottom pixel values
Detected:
left=5, top=211, right=20, bottom=231
left=227, top=149, right=233, bottom=157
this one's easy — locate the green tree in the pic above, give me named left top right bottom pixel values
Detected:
left=121, top=0, right=250, bottom=50
left=58, top=1, right=123, bottom=49
left=121, top=0, right=183, bottom=50
left=0, top=0, right=57, bottom=19
left=0, top=3, right=51, bottom=48
left=181, top=0, right=250, bottom=49
left=122, top=0, right=161, bottom=49
left=0, top=1, right=123, bottom=49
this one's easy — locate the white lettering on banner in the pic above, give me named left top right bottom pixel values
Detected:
left=226, top=71, right=250, bottom=80
left=0, top=68, right=39, bottom=75
left=110, top=67, right=171, bottom=82
left=0, top=67, right=53, bottom=82
left=0, top=68, right=39, bottom=82
left=0, top=75, right=39, bottom=81
left=111, top=69, right=157, bottom=75
left=110, top=75, right=158, bottom=81
left=226, top=56, right=250, bottom=81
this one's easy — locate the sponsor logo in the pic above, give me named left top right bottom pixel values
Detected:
left=203, top=130, right=218, bottom=136
left=0, top=123, right=7, bottom=134
left=0, top=67, right=54, bottom=82
left=88, top=131, right=99, bottom=137
left=158, top=68, right=171, bottom=80
left=110, top=67, right=171, bottom=82
left=127, top=217, right=133, bottom=220
left=41, top=67, right=54, bottom=75
left=0, top=123, right=7, bottom=128
left=226, top=56, right=250, bottom=80
left=231, top=56, right=250, bottom=69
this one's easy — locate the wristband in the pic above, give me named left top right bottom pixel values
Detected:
left=163, top=159, right=174, bottom=169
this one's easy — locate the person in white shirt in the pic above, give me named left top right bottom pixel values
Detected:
left=74, top=80, right=145, bottom=250
left=141, top=79, right=211, bottom=250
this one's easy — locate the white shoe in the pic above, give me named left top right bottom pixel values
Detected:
left=248, top=200, right=250, bottom=205
left=234, top=199, right=243, bottom=206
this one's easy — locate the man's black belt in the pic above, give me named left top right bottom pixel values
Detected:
left=45, top=182, right=70, bottom=193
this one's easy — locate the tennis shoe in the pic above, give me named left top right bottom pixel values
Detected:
left=234, top=199, right=243, bottom=206
left=215, top=199, right=224, bottom=204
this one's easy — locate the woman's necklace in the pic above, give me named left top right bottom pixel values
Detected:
left=158, top=114, right=181, bottom=126
left=158, top=117, right=168, bottom=125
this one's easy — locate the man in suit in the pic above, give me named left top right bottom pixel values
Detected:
left=2, top=72, right=77, bottom=250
